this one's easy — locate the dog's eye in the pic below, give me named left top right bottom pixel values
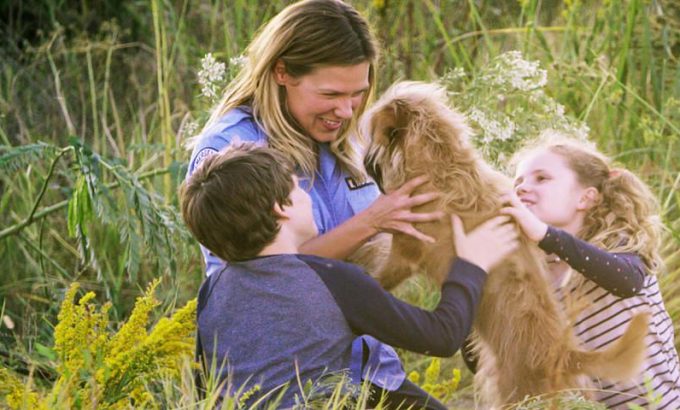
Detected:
left=388, top=127, right=399, bottom=139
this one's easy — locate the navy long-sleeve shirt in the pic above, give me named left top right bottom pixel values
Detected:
left=538, top=226, right=645, bottom=297
left=197, top=253, right=486, bottom=407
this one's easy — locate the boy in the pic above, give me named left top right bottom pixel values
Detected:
left=180, top=145, right=518, bottom=408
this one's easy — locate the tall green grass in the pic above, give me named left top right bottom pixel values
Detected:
left=1, top=0, right=678, bottom=408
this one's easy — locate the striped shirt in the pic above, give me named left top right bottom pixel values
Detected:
left=541, top=227, right=680, bottom=409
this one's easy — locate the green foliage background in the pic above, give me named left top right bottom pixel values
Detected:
left=1, top=0, right=679, bottom=408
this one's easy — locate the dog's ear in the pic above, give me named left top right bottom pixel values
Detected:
left=371, top=99, right=411, bottom=150
left=362, top=98, right=416, bottom=192
left=400, top=98, right=460, bottom=164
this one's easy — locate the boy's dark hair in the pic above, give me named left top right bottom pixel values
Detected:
left=180, top=144, right=295, bottom=262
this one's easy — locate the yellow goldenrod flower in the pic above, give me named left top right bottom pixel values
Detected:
left=372, top=0, right=386, bottom=11
left=4, top=281, right=195, bottom=409
left=424, top=358, right=440, bottom=385
left=53, top=283, right=111, bottom=383
left=106, top=279, right=161, bottom=365
left=448, top=368, right=461, bottom=391
left=1, top=367, right=41, bottom=409
left=238, top=384, right=261, bottom=407
left=410, top=360, right=462, bottom=402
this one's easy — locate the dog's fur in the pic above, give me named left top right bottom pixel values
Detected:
left=360, top=81, right=649, bottom=408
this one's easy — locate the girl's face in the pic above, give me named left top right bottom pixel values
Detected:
left=514, top=149, right=595, bottom=234
left=275, top=62, right=370, bottom=143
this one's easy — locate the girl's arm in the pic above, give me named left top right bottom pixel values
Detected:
left=537, top=227, right=645, bottom=297
left=500, top=193, right=645, bottom=297
left=299, top=175, right=444, bottom=259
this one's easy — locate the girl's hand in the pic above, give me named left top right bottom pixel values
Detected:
left=452, top=214, right=519, bottom=272
left=364, top=175, right=445, bottom=243
left=499, top=192, right=548, bottom=243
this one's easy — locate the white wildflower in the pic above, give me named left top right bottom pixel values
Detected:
left=540, top=124, right=590, bottom=143
left=179, top=118, right=199, bottom=140
left=198, top=53, right=226, bottom=102
left=494, top=50, right=548, bottom=92
left=446, top=66, right=466, bottom=81
left=497, top=152, right=507, bottom=162
left=469, top=108, right=516, bottom=143
left=528, top=89, right=546, bottom=104
left=571, top=123, right=590, bottom=140
left=229, top=55, right=248, bottom=70
left=440, top=67, right=467, bottom=90
left=469, top=108, right=486, bottom=127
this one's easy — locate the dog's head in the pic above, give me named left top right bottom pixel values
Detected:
left=361, top=81, right=474, bottom=193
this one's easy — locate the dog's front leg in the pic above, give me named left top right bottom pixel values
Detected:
left=377, top=233, right=423, bottom=290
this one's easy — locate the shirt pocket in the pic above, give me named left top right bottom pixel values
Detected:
left=347, top=181, right=379, bottom=215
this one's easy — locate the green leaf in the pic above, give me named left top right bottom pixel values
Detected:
left=78, top=176, right=92, bottom=237
left=0, top=143, right=58, bottom=174
left=67, top=181, right=80, bottom=238
left=34, top=342, right=57, bottom=361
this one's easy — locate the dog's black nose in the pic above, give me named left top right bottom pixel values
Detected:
left=364, top=153, right=384, bottom=192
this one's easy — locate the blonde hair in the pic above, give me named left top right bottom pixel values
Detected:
left=512, top=132, right=664, bottom=275
left=193, top=0, right=378, bottom=179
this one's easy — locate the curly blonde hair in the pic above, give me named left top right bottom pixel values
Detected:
left=512, top=132, right=664, bottom=275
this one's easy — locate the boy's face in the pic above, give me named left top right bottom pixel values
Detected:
left=285, top=175, right=318, bottom=242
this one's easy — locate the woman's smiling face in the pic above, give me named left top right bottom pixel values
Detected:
left=275, top=62, right=370, bottom=143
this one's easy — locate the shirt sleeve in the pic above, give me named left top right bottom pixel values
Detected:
left=538, top=226, right=646, bottom=297
left=300, top=255, right=487, bottom=357
left=187, top=108, right=265, bottom=176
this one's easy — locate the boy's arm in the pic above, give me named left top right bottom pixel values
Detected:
left=539, top=226, right=645, bottom=297
left=301, top=255, right=486, bottom=357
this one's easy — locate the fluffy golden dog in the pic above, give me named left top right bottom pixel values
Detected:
left=360, top=81, right=649, bottom=408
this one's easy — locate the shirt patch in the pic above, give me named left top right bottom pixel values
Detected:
left=191, top=147, right=218, bottom=173
left=345, top=177, right=375, bottom=190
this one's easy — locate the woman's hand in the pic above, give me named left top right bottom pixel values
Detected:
left=498, top=192, right=548, bottom=243
left=452, top=214, right=519, bottom=273
left=363, top=175, right=445, bottom=243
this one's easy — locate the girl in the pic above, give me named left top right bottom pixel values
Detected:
left=186, top=0, right=446, bottom=408
left=503, top=135, right=680, bottom=409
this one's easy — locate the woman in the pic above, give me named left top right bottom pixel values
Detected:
left=187, top=0, right=446, bottom=408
